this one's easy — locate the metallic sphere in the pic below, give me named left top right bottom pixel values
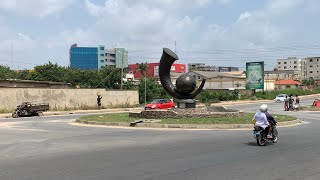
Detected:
left=175, top=74, right=196, bottom=95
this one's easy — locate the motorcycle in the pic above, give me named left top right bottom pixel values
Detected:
left=253, top=125, right=278, bottom=146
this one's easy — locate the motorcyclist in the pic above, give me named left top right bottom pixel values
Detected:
left=263, top=105, right=277, bottom=136
left=252, top=104, right=273, bottom=138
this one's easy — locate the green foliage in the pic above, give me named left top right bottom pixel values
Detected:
left=302, top=77, right=315, bottom=86
left=134, top=63, right=149, bottom=77
left=0, top=65, right=16, bottom=79
left=138, top=77, right=171, bottom=104
left=197, top=89, right=240, bottom=103
left=78, top=113, right=297, bottom=124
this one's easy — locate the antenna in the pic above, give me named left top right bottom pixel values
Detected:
left=10, top=42, right=13, bottom=70
left=174, top=40, right=177, bottom=54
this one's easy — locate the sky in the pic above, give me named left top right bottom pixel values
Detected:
left=1, top=0, right=320, bottom=70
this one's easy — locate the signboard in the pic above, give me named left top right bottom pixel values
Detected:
left=246, top=61, right=264, bottom=89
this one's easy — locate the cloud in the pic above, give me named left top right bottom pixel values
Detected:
left=0, top=0, right=74, bottom=17
left=18, top=33, right=32, bottom=41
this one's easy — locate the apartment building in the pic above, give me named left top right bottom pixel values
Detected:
left=305, top=57, right=320, bottom=80
left=275, top=57, right=306, bottom=80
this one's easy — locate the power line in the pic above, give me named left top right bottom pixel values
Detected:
left=127, top=43, right=320, bottom=54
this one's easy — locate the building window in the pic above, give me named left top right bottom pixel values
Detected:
left=294, top=61, right=297, bottom=64
left=106, top=53, right=109, bottom=56
left=100, top=60, right=104, bottom=63
left=310, top=59, right=313, bottom=62
left=278, top=66, right=281, bottom=69
left=284, top=62, right=287, bottom=64
left=284, top=66, right=287, bottom=69
left=100, top=54, right=104, bottom=57
left=310, top=71, right=313, bottom=73
left=278, top=62, right=281, bottom=64
left=310, top=65, right=313, bottom=68
left=110, top=59, right=116, bottom=62
left=294, top=66, right=297, bottom=68
left=100, top=47, right=104, bottom=50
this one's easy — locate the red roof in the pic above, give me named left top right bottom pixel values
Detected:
left=275, top=80, right=301, bottom=85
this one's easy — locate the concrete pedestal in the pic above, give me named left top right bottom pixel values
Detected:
left=174, top=99, right=196, bottom=109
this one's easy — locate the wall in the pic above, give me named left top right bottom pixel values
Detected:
left=0, top=88, right=139, bottom=111
left=264, top=80, right=275, bottom=91
left=275, top=84, right=298, bottom=90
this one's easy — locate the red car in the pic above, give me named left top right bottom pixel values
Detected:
left=144, top=99, right=175, bottom=110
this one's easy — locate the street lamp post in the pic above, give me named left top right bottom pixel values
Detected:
left=145, top=74, right=147, bottom=105
left=118, top=49, right=124, bottom=90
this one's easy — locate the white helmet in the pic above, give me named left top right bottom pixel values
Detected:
left=259, top=104, right=268, bottom=112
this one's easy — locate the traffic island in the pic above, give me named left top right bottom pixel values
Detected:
left=76, top=112, right=302, bottom=129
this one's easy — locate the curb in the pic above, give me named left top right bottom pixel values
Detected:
left=75, top=119, right=303, bottom=130
left=0, top=108, right=143, bottom=119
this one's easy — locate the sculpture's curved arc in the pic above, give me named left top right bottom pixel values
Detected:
left=159, top=48, right=206, bottom=99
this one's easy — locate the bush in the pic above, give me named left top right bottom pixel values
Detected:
left=197, top=90, right=239, bottom=103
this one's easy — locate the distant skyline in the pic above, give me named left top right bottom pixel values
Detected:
left=1, top=0, right=320, bottom=70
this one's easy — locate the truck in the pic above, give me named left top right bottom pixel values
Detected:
left=12, top=102, right=49, bottom=118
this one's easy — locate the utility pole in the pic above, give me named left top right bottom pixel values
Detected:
left=145, top=62, right=147, bottom=105
left=120, top=51, right=124, bottom=90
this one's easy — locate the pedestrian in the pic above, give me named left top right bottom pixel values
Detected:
left=284, top=95, right=289, bottom=111
left=288, top=94, right=294, bottom=111
left=295, top=95, right=300, bottom=106
left=97, top=95, right=102, bottom=110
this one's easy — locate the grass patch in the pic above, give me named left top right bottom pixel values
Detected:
left=78, top=113, right=297, bottom=124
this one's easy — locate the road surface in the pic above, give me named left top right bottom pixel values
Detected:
left=0, top=96, right=319, bottom=180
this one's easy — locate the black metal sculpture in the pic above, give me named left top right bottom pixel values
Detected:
left=159, top=48, right=206, bottom=101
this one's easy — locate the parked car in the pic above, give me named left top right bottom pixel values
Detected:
left=145, top=99, right=175, bottom=110
left=274, top=94, right=288, bottom=102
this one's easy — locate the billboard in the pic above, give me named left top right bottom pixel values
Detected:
left=246, top=61, right=264, bottom=89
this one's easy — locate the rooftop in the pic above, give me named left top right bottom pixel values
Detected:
left=275, top=80, right=301, bottom=85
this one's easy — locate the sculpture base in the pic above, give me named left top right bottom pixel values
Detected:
left=174, top=99, right=196, bottom=109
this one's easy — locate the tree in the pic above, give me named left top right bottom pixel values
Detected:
left=98, top=66, right=121, bottom=89
left=134, top=63, right=149, bottom=78
left=28, top=62, right=67, bottom=82
left=0, top=65, right=16, bottom=79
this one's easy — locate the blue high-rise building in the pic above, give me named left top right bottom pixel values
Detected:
left=69, top=44, right=128, bottom=70
left=69, top=44, right=105, bottom=70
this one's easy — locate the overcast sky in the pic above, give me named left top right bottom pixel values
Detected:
left=1, top=0, right=320, bottom=70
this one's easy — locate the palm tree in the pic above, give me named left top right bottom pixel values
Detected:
left=133, top=62, right=149, bottom=78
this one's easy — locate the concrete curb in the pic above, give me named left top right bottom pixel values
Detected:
left=75, top=119, right=303, bottom=130
left=0, top=107, right=144, bottom=118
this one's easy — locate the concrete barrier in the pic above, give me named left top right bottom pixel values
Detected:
left=0, top=88, right=139, bottom=111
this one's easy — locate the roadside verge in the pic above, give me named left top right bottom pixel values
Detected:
left=75, top=119, right=303, bottom=130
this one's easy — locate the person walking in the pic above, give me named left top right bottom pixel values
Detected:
left=295, top=95, right=300, bottom=106
left=284, top=95, right=289, bottom=111
left=97, top=95, right=102, bottom=110
left=288, top=94, right=294, bottom=111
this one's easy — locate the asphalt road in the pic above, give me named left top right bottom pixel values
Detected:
left=0, top=96, right=319, bottom=180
